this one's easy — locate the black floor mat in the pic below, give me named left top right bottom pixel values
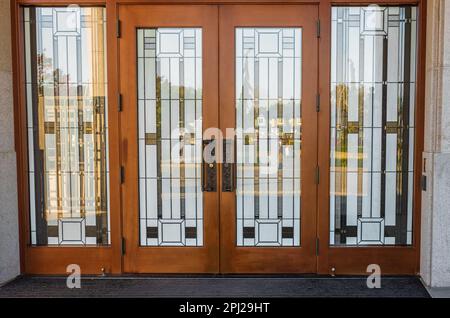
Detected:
left=0, top=275, right=430, bottom=298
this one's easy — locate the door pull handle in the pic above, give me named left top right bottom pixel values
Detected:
left=202, top=139, right=217, bottom=192
left=222, top=139, right=236, bottom=192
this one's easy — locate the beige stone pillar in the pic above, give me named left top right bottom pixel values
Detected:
left=421, top=0, right=450, bottom=288
left=0, top=0, right=20, bottom=285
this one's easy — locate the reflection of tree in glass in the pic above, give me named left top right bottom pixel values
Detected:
left=335, top=83, right=348, bottom=169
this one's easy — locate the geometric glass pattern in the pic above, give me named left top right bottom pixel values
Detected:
left=236, top=28, right=302, bottom=246
left=330, top=6, right=418, bottom=246
left=24, top=7, right=110, bottom=245
left=137, top=28, right=203, bottom=246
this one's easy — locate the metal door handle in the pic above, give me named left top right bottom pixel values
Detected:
left=222, top=139, right=236, bottom=192
left=202, top=139, right=217, bottom=192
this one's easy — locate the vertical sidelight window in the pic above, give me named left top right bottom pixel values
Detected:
left=236, top=28, right=302, bottom=247
left=24, top=7, right=109, bottom=245
left=137, top=28, right=204, bottom=247
left=330, top=6, right=418, bottom=246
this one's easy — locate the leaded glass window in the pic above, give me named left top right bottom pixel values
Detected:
left=24, top=7, right=110, bottom=245
left=236, top=28, right=302, bottom=247
left=137, top=28, right=204, bottom=247
left=330, top=6, right=418, bottom=246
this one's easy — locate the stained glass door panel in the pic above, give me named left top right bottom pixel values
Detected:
left=24, top=7, right=109, bottom=246
left=137, top=28, right=204, bottom=247
left=235, top=28, right=302, bottom=247
left=219, top=5, right=318, bottom=273
left=330, top=6, right=418, bottom=246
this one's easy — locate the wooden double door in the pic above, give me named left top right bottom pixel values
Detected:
left=119, top=4, right=318, bottom=273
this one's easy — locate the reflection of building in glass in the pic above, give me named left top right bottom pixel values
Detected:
left=330, top=6, right=417, bottom=246
left=24, top=7, right=109, bottom=245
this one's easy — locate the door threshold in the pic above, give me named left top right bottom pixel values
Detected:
left=22, top=273, right=419, bottom=279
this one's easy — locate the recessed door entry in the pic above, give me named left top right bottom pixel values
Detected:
left=119, top=4, right=318, bottom=273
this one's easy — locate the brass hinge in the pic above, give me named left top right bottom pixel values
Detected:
left=316, top=94, right=320, bottom=112
left=317, top=20, right=321, bottom=38
left=118, top=93, right=123, bottom=112
left=120, top=166, right=125, bottom=184
left=315, top=166, right=320, bottom=185
left=316, top=237, right=320, bottom=256
left=116, top=19, right=121, bottom=38
left=122, top=237, right=126, bottom=255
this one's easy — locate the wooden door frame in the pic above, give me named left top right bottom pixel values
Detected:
left=11, top=0, right=123, bottom=275
left=119, top=4, right=220, bottom=273
left=316, top=0, right=426, bottom=275
left=11, top=0, right=426, bottom=275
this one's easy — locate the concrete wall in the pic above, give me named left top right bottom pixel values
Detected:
left=0, top=0, right=20, bottom=285
left=421, top=0, right=450, bottom=288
